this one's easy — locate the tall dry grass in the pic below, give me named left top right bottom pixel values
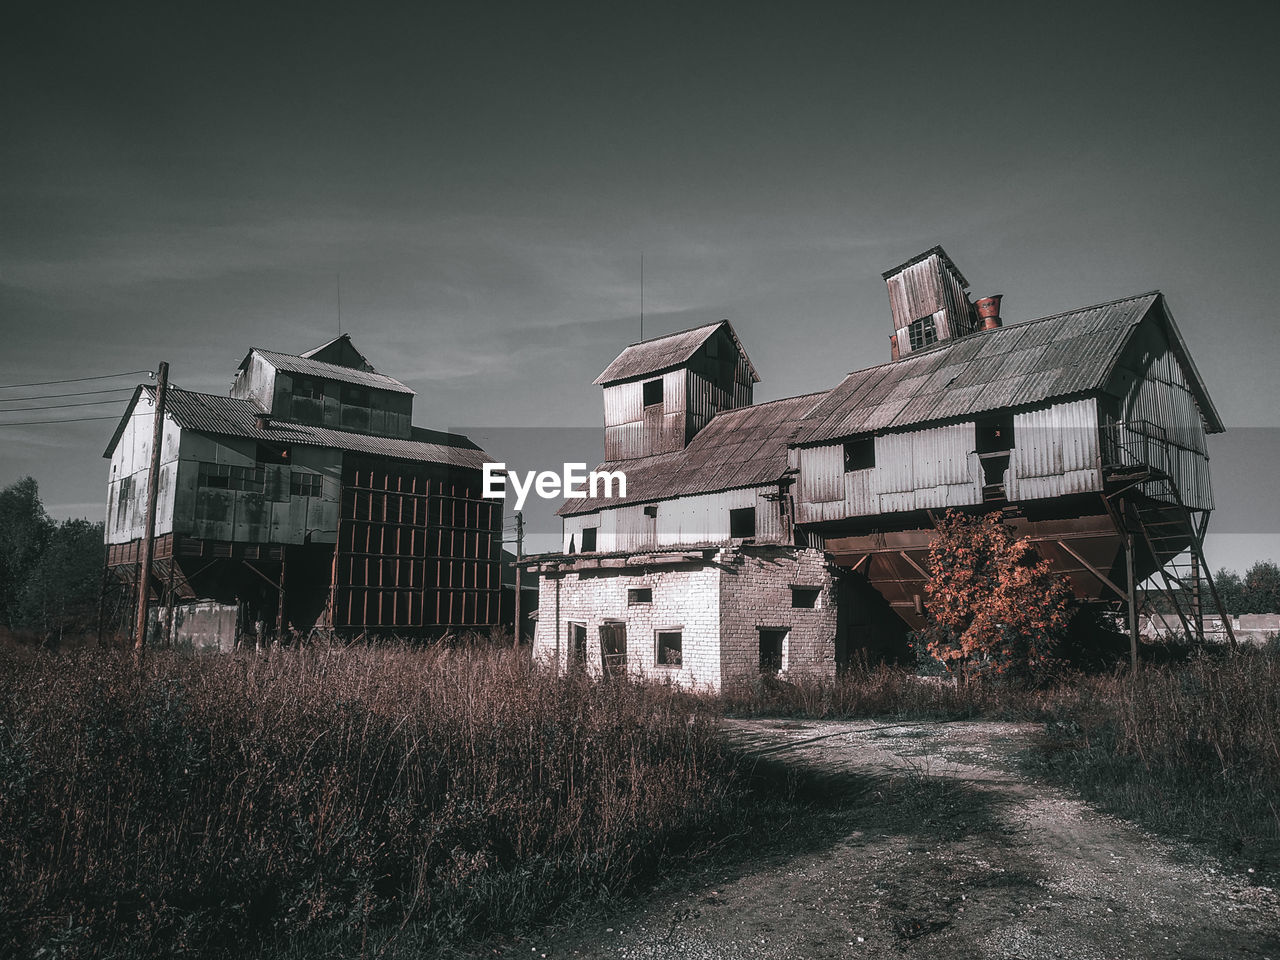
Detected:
left=0, top=641, right=739, bottom=958
left=1035, top=649, right=1280, bottom=876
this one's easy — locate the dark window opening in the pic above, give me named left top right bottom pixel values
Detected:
left=290, top=471, right=323, bottom=498
left=628, top=587, right=652, bottom=604
left=340, top=384, right=371, bottom=406
left=256, top=442, right=289, bottom=464
left=656, top=630, right=683, bottom=667
left=198, top=462, right=265, bottom=493
left=643, top=504, right=658, bottom=518
left=580, top=527, right=598, bottom=552
left=569, top=623, right=587, bottom=669
left=729, top=507, right=756, bottom=539
left=976, top=414, right=1016, bottom=453
left=791, top=586, right=820, bottom=609
left=843, top=437, right=875, bottom=471
left=293, top=376, right=323, bottom=401
left=908, top=316, right=939, bottom=351
left=642, top=378, right=663, bottom=407
left=759, top=628, right=786, bottom=674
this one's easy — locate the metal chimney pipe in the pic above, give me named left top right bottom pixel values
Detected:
left=976, top=295, right=1003, bottom=330
left=890, top=334, right=901, bottom=361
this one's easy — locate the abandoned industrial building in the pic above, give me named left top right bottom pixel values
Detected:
left=102, top=335, right=502, bottom=647
left=527, top=246, right=1232, bottom=689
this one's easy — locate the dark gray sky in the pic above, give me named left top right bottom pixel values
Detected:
left=3, top=1, right=1278, bottom=567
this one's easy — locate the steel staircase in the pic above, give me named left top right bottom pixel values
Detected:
left=1102, top=421, right=1236, bottom=647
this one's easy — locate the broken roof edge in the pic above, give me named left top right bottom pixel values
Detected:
left=592, top=318, right=762, bottom=386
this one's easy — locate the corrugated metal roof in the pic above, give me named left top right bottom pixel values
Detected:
left=593, top=319, right=761, bottom=385
left=105, top=386, right=486, bottom=469
left=798, top=293, right=1164, bottom=445
left=244, top=348, right=416, bottom=395
left=559, top=391, right=826, bottom=516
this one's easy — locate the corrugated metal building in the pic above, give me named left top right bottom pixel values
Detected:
left=103, top=334, right=502, bottom=645
left=529, top=247, right=1231, bottom=688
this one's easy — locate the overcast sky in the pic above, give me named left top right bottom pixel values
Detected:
left=2, top=1, right=1278, bottom=566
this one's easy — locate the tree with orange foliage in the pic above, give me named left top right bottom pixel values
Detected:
left=919, top=510, right=1074, bottom=682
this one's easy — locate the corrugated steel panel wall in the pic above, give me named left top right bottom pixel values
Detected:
left=105, top=400, right=182, bottom=544
left=1114, top=328, right=1213, bottom=511
left=1008, top=398, right=1103, bottom=501
left=603, top=369, right=689, bottom=459
left=795, top=421, right=978, bottom=523
left=562, top=485, right=784, bottom=553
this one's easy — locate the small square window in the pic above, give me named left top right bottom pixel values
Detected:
left=643, top=504, right=658, bottom=518
left=290, top=471, right=323, bottom=498
left=643, top=379, right=663, bottom=407
left=656, top=630, right=682, bottom=667
left=843, top=437, right=875, bottom=471
left=791, top=586, right=820, bottom=609
left=729, top=507, right=756, bottom=539
left=628, top=587, right=653, bottom=604
left=580, top=527, right=598, bottom=552
left=908, top=316, right=939, bottom=351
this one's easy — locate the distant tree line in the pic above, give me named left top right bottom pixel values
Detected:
left=1214, top=562, right=1280, bottom=616
left=0, top=477, right=104, bottom=643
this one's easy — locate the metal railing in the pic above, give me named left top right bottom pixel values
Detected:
left=1100, top=419, right=1175, bottom=477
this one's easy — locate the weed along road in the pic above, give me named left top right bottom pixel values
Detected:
left=506, top=720, right=1280, bottom=960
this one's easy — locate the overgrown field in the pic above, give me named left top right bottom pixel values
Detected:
left=0, top=642, right=761, bottom=958
left=1033, top=650, right=1280, bottom=878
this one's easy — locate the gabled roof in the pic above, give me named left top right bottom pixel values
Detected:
left=238, top=347, right=415, bottom=395
left=797, top=291, right=1223, bottom=445
left=593, top=319, right=761, bottom=386
left=103, top=386, right=486, bottom=469
left=300, top=333, right=376, bottom=372
left=559, top=391, right=826, bottom=516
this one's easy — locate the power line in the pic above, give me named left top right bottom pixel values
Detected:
left=0, top=370, right=152, bottom=390
left=0, top=397, right=134, bottom=413
left=0, top=414, right=130, bottom=427
left=0, top=386, right=136, bottom=403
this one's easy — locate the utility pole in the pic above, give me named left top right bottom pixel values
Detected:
left=513, top=511, right=524, bottom=648
left=134, top=361, right=170, bottom=660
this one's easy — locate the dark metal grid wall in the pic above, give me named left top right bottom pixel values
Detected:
left=331, top=463, right=501, bottom=629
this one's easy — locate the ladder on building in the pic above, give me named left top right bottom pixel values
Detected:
left=1102, top=421, right=1236, bottom=648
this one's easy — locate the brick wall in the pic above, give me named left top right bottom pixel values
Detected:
left=531, top=544, right=839, bottom=691
left=531, top=561, right=723, bottom=689
left=718, top=546, right=837, bottom=687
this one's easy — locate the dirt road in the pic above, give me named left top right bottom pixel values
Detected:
left=509, top=719, right=1279, bottom=960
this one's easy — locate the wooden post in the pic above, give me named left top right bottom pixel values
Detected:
left=134, top=361, right=169, bottom=659
left=275, top=547, right=288, bottom=642
left=513, top=511, right=523, bottom=647
left=1125, top=527, right=1139, bottom=672
left=1190, top=551, right=1203, bottom=642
